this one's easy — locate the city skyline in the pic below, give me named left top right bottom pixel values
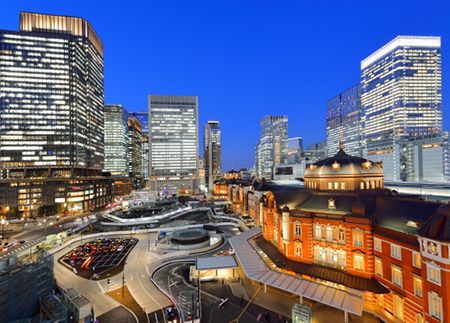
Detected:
left=2, top=1, right=449, bottom=170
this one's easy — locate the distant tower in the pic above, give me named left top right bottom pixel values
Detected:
left=148, top=95, right=199, bottom=195
left=203, top=121, right=222, bottom=193
left=256, top=116, right=288, bottom=179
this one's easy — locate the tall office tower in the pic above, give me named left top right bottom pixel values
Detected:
left=203, top=121, right=222, bottom=192
left=0, top=12, right=110, bottom=216
left=255, top=115, right=288, bottom=179
left=326, top=84, right=362, bottom=157
left=361, top=36, right=442, bottom=180
left=133, top=112, right=149, bottom=135
left=141, top=134, right=149, bottom=182
left=128, top=115, right=143, bottom=188
left=104, top=105, right=129, bottom=177
left=148, top=95, right=199, bottom=195
left=287, top=137, right=304, bottom=163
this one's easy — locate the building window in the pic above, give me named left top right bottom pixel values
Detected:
left=294, top=222, right=301, bottom=237
left=415, top=313, right=424, bottom=323
left=412, top=251, right=421, bottom=268
left=273, top=228, right=278, bottom=245
left=334, top=182, right=339, bottom=190
left=338, top=228, right=345, bottom=243
left=428, top=291, right=443, bottom=320
left=328, top=182, right=332, bottom=190
left=391, top=265, right=403, bottom=287
left=390, top=244, right=402, bottom=260
left=413, top=276, right=422, bottom=298
left=340, top=182, right=346, bottom=190
left=427, top=264, right=441, bottom=285
left=315, top=224, right=322, bottom=239
left=374, top=237, right=382, bottom=252
left=353, top=254, right=364, bottom=271
left=393, top=294, right=404, bottom=321
left=328, top=199, right=336, bottom=210
left=326, top=226, right=333, bottom=241
left=375, top=257, right=383, bottom=277
left=352, top=228, right=363, bottom=247
left=294, top=242, right=302, bottom=257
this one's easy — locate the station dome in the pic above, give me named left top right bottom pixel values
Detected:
left=304, top=148, right=384, bottom=191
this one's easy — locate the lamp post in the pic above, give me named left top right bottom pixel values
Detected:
left=1, top=218, right=6, bottom=240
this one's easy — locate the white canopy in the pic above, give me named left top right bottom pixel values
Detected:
left=229, top=227, right=364, bottom=316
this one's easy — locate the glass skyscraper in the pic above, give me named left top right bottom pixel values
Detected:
left=255, top=115, right=288, bottom=179
left=104, top=105, right=129, bottom=177
left=326, top=84, right=362, bottom=157
left=0, top=12, right=104, bottom=175
left=361, top=36, right=442, bottom=180
left=148, top=95, right=198, bottom=195
left=128, top=115, right=143, bottom=187
left=203, top=121, right=222, bottom=192
left=0, top=12, right=110, bottom=216
left=287, top=137, right=303, bottom=164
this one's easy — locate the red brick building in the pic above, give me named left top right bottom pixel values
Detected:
left=230, top=148, right=449, bottom=322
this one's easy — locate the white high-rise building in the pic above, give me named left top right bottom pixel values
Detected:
left=148, top=95, right=199, bottom=195
left=361, top=36, right=442, bottom=180
left=104, top=105, right=129, bottom=177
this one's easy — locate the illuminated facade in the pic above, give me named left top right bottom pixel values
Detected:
left=128, top=115, right=143, bottom=188
left=227, top=148, right=450, bottom=322
left=132, top=112, right=149, bottom=182
left=287, top=137, right=303, bottom=164
left=326, top=84, right=362, bottom=157
left=0, top=12, right=110, bottom=216
left=397, top=132, right=450, bottom=182
left=148, top=95, right=198, bottom=195
left=361, top=36, right=442, bottom=180
left=203, top=121, right=222, bottom=192
left=104, top=105, right=129, bottom=177
left=255, top=115, right=288, bottom=180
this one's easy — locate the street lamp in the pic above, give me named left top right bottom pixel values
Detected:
left=1, top=218, right=6, bottom=240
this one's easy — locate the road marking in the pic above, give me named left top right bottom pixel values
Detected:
left=97, top=281, right=105, bottom=293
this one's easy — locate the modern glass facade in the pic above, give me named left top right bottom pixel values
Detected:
left=203, top=121, right=221, bottom=192
left=287, top=137, right=303, bottom=164
left=361, top=36, right=442, bottom=180
left=255, top=115, right=288, bottom=179
left=0, top=12, right=110, bottom=216
left=0, top=12, right=104, bottom=176
left=133, top=111, right=149, bottom=135
left=104, top=105, right=129, bottom=177
left=128, top=115, right=143, bottom=187
left=148, top=95, right=198, bottom=194
left=326, top=84, right=362, bottom=157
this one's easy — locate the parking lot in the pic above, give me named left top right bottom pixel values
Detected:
left=60, top=238, right=137, bottom=279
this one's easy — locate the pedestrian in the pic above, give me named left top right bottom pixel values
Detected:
left=222, top=279, right=224, bottom=285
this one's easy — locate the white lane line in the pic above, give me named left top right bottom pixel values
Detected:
left=136, top=271, right=164, bottom=311
left=97, top=281, right=105, bottom=293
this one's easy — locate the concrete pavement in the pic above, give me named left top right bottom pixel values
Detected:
left=124, top=233, right=172, bottom=314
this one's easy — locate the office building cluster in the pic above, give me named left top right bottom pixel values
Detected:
left=0, top=12, right=223, bottom=217
left=256, top=36, right=447, bottom=184
left=328, top=36, right=446, bottom=182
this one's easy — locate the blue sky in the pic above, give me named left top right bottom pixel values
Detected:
left=1, top=0, right=449, bottom=170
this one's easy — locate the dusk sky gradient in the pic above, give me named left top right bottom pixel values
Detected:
left=1, top=0, right=449, bottom=170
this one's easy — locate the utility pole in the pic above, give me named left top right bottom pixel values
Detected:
left=122, top=270, right=125, bottom=299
